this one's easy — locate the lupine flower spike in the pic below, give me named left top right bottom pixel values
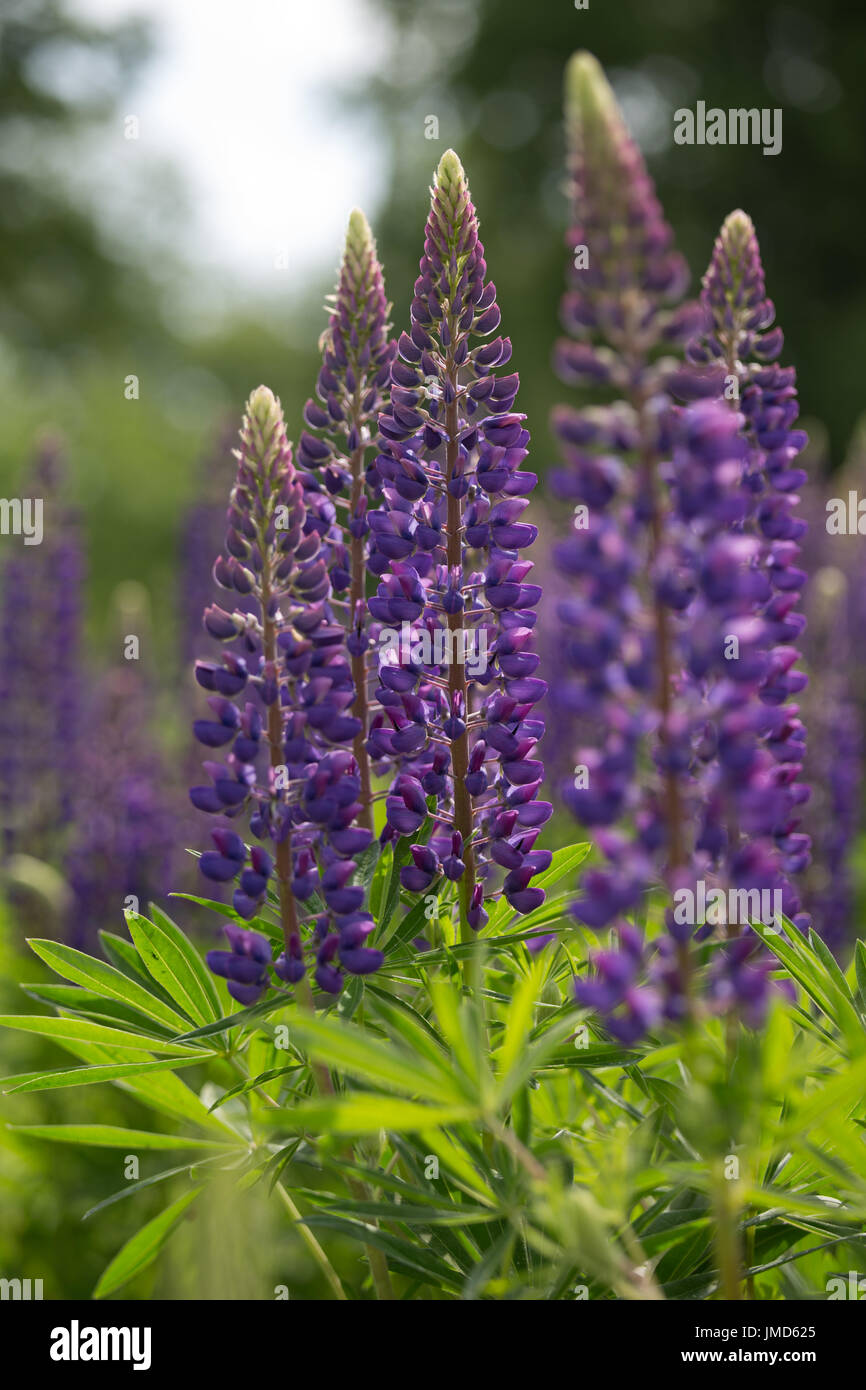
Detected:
left=553, top=51, right=698, bottom=933
left=0, top=440, right=84, bottom=864
left=372, top=150, right=549, bottom=943
left=192, top=386, right=379, bottom=1002
left=556, top=56, right=810, bottom=1040
left=686, top=210, right=811, bottom=928
left=297, top=210, right=396, bottom=830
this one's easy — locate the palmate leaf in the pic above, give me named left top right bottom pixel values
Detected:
left=367, top=840, right=390, bottom=921
left=123, top=911, right=217, bottom=1026
left=93, top=1186, right=203, bottom=1299
left=376, top=836, right=415, bottom=945
left=313, top=1151, right=495, bottom=1210
left=426, top=976, right=493, bottom=1094
left=413, top=1128, right=498, bottom=1202
left=808, top=928, right=862, bottom=1014
left=384, top=888, right=443, bottom=956
left=745, top=1231, right=866, bottom=1278
left=536, top=1043, right=643, bottom=1071
left=532, top=842, right=591, bottom=893
left=26, top=938, right=189, bottom=1033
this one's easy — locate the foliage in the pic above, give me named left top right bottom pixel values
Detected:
left=3, top=843, right=866, bottom=1300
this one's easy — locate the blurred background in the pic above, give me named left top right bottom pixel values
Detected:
left=1, top=0, right=865, bottom=1298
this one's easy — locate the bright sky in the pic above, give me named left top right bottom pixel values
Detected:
left=69, top=0, right=390, bottom=293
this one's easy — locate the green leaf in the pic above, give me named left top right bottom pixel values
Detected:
left=39, top=1037, right=242, bottom=1138
left=84, top=1156, right=230, bottom=1221
left=4, top=1055, right=216, bottom=1094
left=376, top=836, right=415, bottom=942
left=93, top=1187, right=202, bottom=1298
left=18, top=983, right=177, bottom=1034
left=299, top=1213, right=463, bottom=1291
left=125, top=909, right=220, bottom=1026
left=364, top=986, right=450, bottom=1069
left=26, top=938, right=188, bottom=1033
left=809, top=928, right=860, bottom=1011
left=267, top=1094, right=478, bottom=1134
left=0, top=1014, right=209, bottom=1053
left=208, top=1065, right=304, bottom=1110
left=169, top=893, right=279, bottom=939
left=8, top=1124, right=239, bottom=1150
left=856, top=941, right=866, bottom=1014
left=172, top=991, right=290, bottom=1044
left=498, top=1013, right=579, bottom=1103
left=496, top=960, right=544, bottom=1084
left=354, top=840, right=381, bottom=903
left=368, top=842, right=390, bottom=920
left=537, top=1043, right=643, bottom=1070
left=289, top=1013, right=461, bottom=1104
left=532, top=842, right=591, bottom=893
left=754, top=918, right=866, bottom=1051
left=317, top=1198, right=497, bottom=1226
left=386, top=888, right=442, bottom=954
left=99, top=930, right=173, bottom=997
left=491, top=892, right=574, bottom=938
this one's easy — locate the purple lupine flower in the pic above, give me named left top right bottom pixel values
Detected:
left=800, top=567, right=860, bottom=954
left=369, top=149, right=549, bottom=937
left=295, top=210, right=396, bottom=831
left=667, top=403, right=806, bottom=928
left=552, top=53, right=700, bottom=931
left=65, top=659, right=177, bottom=950
left=0, top=439, right=84, bottom=863
left=553, top=58, right=808, bottom=1041
left=191, top=386, right=379, bottom=999
left=178, top=425, right=239, bottom=673
left=685, top=210, right=811, bottom=928
left=574, top=924, right=661, bottom=1044
left=706, top=936, right=777, bottom=1031
left=207, top=923, right=273, bottom=1006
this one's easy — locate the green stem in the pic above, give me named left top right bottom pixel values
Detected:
left=712, top=1159, right=743, bottom=1300
left=348, top=427, right=374, bottom=835
left=261, top=543, right=394, bottom=1301
left=444, top=349, right=480, bottom=1000
left=275, top=1181, right=348, bottom=1300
